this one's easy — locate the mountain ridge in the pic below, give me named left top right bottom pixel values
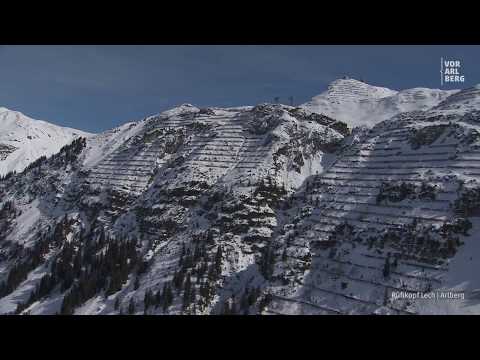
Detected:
left=2, top=80, right=480, bottom=315
left=0, top=107, right=92, bottom=176
left=301, top=78, right=460, bottom=128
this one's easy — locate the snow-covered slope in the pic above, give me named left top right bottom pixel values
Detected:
left=2, top=80, right=480, bottom=315
left=431, top=84, right=480, bottom=115
left=0, top=107, right=92, bottom=176
left=301, top=78, right=458, bottom=128
left=0, top=103, right=348, bottom=315
left=265, top=112, right=480, bottom=315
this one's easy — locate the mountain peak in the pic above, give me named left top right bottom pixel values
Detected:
left=328, top=77, right=368, bottom=86
left=301, top=80, right=459, bottom=128
left=323, top=77, right=398, bottom=102
left=0, top=107, right=91, bottom=176
left=158, top=103, right=200, bottom=118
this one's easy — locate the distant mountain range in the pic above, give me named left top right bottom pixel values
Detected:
left=1, top=79, right=480, bottom=315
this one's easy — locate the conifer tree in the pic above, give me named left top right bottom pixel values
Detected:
left=128, top=298, right=135, bottom=315
left=222, top=299, right=231, bottom=315
left=230, top=297, right=237, bottom=315
left=214, top=246, right=222, bottom=275
left=144, top=289, right=154, bottom=310
left=155, top=290, right=161, bottom=308
left=383, top=287, right=389, bottom=306
left=161, top=282, right=173, bottom=312
left=183, top=274, right=192, bottom=311
left=383, top=257, right=391, bottom=278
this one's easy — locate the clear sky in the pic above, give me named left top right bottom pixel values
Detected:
left=1, top=45, right=479, bottom=133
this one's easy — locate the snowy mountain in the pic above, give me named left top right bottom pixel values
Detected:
left=301, top=78, right=458, bottom=128
left=2, top=80, right=480, bottom=315
left=0, top=103, right=348, bottom=315
left=0, top=107, right=92, bottom=176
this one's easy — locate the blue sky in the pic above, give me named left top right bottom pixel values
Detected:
left=1, top=45, right=479, bottom=133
